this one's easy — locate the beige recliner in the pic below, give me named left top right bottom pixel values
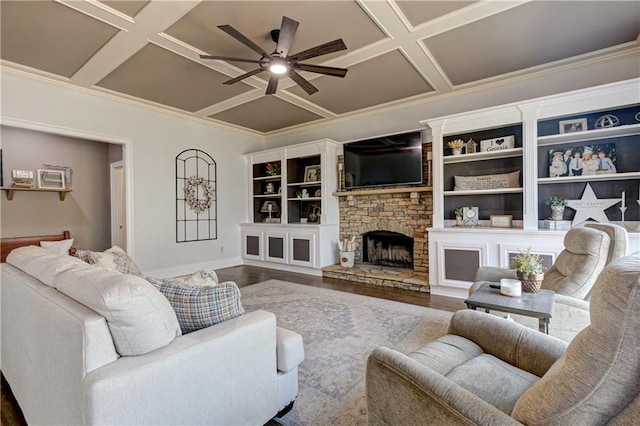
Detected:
left=366, top=252, right=640, bottom=425
left=471, top=223, right=628, bottom=341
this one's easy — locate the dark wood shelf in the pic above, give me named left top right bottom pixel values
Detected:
left=1, top=187, right=72, bottom=201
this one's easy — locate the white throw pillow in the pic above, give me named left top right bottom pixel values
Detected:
left=40, top=238, right=74, bottom=256
left=55, top=263, right=181, bottom=356
left=89, top=246, right=142, bottom=276
left=6, top=245, right=85, bottom=287
left=163, top=269, right=219, bottom=286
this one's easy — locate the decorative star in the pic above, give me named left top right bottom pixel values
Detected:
left=566, top=183, right=621, bottom=226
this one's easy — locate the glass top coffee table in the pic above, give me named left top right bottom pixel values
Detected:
left=464, top=282, right=555, bottom=333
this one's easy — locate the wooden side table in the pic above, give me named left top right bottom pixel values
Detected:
left=465, top=282, right=555, bottom=333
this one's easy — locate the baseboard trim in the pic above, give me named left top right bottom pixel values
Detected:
left=144, top=256, right=243, bottom=278
left=242, top=260, right=323, bottom=276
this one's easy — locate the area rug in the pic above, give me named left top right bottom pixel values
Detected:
left=240, top=280, right=454, bottom=426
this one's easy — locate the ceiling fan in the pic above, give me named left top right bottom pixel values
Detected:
left=200, top=16, right=348, bottom=95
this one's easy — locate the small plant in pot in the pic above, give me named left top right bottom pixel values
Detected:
left=510, top=248, right=545, bottom=293
left=546, top=196, right=568, bottom=221
left=454, top=208, right=464, bottom=226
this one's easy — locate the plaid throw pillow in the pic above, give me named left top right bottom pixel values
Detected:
left=146, top=279, right=244, bottom=334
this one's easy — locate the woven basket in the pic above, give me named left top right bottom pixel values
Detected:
left=517, top=273, right=544, bottom=293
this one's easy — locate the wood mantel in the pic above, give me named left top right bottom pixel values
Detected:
left=333, top=186, right=432, bottom=197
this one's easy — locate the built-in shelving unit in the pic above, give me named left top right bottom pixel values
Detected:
left=420, top=78, right=640, bottom=299
left=1, top=187, right=72, bottom=201
left=242, top=140, right=340, bottom=272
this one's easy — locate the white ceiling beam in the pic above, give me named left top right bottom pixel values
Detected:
left=69, top=0, right=201, bottom=87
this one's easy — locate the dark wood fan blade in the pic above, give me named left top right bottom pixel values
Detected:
left=218, top=24, right=273, bottom=59
left=223, top=68, right=265, bottom=85
left=200, top=55, right=267, bottom=64
left=288, top=39, right=347, bottom=62
left=275, top=16, right=299, bottom=58
left=288, top=70, right=318, bottom=95
left=266, top=75, right=279, bottom=95
left=295, top=63, right=348, bottom=77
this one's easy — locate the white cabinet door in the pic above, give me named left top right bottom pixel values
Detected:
left=242, top=230, right=264, bottom=261
left=265, top=231, right=288, bottom=264
left=289, top=232, right=316, bottom=267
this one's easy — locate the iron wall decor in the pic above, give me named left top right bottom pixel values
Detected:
left=176, top=149, right=217, bottom=242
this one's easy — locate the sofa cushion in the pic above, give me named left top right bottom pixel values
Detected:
left=6, top=245, right=85, bottom=287
left=147, top=278, right=244, bottom=334
left=55, top=263, right=181, bottom=356
left=87, top=246, right=142, bottom=276
left=40, top=238, right=74, bottom=256
left=513, top=253, right=640, bottom=424
left=148, top=269, right=219, bottom=286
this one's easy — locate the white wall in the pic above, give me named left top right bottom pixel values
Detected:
left=1, top=71, right=264, bottom=275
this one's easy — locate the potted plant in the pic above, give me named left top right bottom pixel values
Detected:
left=447, top=139, right=465, bottom=156
left=545, top=196, right=568, bottom=221
left=454, top=208, right=464, bottom=226
left=510, top=248, right=545, bottom=293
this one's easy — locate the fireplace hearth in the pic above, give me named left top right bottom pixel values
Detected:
left=363, top=230, right=413, bottom=269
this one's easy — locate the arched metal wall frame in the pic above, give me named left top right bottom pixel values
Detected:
left=176, top=149, right=217, bottom=242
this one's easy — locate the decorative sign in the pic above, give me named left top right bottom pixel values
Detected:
left=454, top=170, right=520, bottom=191
left=480, top=135, right=515, bottom=152
left=566, top=183, right=621, bottom=226
left=462, top=206, right=479, bottom=226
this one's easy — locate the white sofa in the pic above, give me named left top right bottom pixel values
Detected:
left=1, top=246, right=304, bottom=425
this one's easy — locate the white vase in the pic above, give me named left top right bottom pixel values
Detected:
left=550, top=205, right=565, bottom=221
left=452, top=148, right=462, bottom=156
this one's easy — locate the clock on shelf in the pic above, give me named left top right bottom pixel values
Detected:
left=462, top=206, right=479, bottom=226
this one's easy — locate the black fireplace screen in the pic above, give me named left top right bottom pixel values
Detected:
left=362, top=231, right=413, bottom=268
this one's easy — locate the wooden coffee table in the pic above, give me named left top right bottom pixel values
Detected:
left=464, top=282, right=555, bottom=333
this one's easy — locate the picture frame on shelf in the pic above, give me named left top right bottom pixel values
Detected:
left=304, top=165, right=321, bottom=182
left=37, top=169, right=65, bottom=190
left=558, top=118, right=587, bottom=134
left=547, top=143, right=616, bottom=178
left=490, top=215, right=513, bottom=228
left=43, top=164, right=72, bottom=188
left=462, top=206, right=479, bottom=226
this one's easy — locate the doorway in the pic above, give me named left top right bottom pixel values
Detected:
left=110, top=160, right=126, bottom=249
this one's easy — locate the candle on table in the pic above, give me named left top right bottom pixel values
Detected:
left=622, top=191, right=625, bottom=208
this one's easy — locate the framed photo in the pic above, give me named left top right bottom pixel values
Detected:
left=304, top=165, right=321, bottom=182
left=37, top=169, right=65, bottom=189
left=43, top=164, right=72, bottom=188
left=547, top=143, right=616, bottom=178
left=490, top=214, right=513, bottom=228
left=559, top=118, right=587, bottom=134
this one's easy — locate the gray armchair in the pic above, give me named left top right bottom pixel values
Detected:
left=471, top=223, right=628, bottom=341
left=366, top=252, right=640, bottom=425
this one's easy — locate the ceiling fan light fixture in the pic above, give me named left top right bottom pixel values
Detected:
left=269, top=60, right=288, bottom=75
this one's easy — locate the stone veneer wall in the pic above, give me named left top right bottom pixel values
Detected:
left=338, top=191, right=432, bottom=274
left=337, top=142, right=433, bottom=277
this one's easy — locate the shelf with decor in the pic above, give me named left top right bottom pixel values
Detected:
left=442, top=147, right=523, bottom=164
left=1, top=187, right=72, bottom=201
left=536, top=103, right=640, bottom=228
left=250, top=160, right=283, bottom=223
left=420, top=79, right=640, bottom=299
left=439, top=123, right=524, bottom=228
left=443, top=188, right=524, bottom=196
left=242, top=140, right=339, bottom=272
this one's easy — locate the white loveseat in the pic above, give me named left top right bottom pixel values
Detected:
left=1, top=246, right=304, bottom=425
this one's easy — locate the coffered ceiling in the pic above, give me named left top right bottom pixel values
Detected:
left=2, top=1, right=639, bottom=135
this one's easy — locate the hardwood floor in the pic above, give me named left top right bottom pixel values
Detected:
left=0, top=265, right=465, bottom=426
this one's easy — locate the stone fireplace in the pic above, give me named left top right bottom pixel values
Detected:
left=323, top=146, right=433, bottom=292
left=324, top=189, right=432, bottom=292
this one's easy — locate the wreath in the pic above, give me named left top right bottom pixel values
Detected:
left=184, top=176, right=214, bottom=214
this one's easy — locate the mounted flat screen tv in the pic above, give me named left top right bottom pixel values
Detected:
left=343, top=131, right=423, bottom=189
